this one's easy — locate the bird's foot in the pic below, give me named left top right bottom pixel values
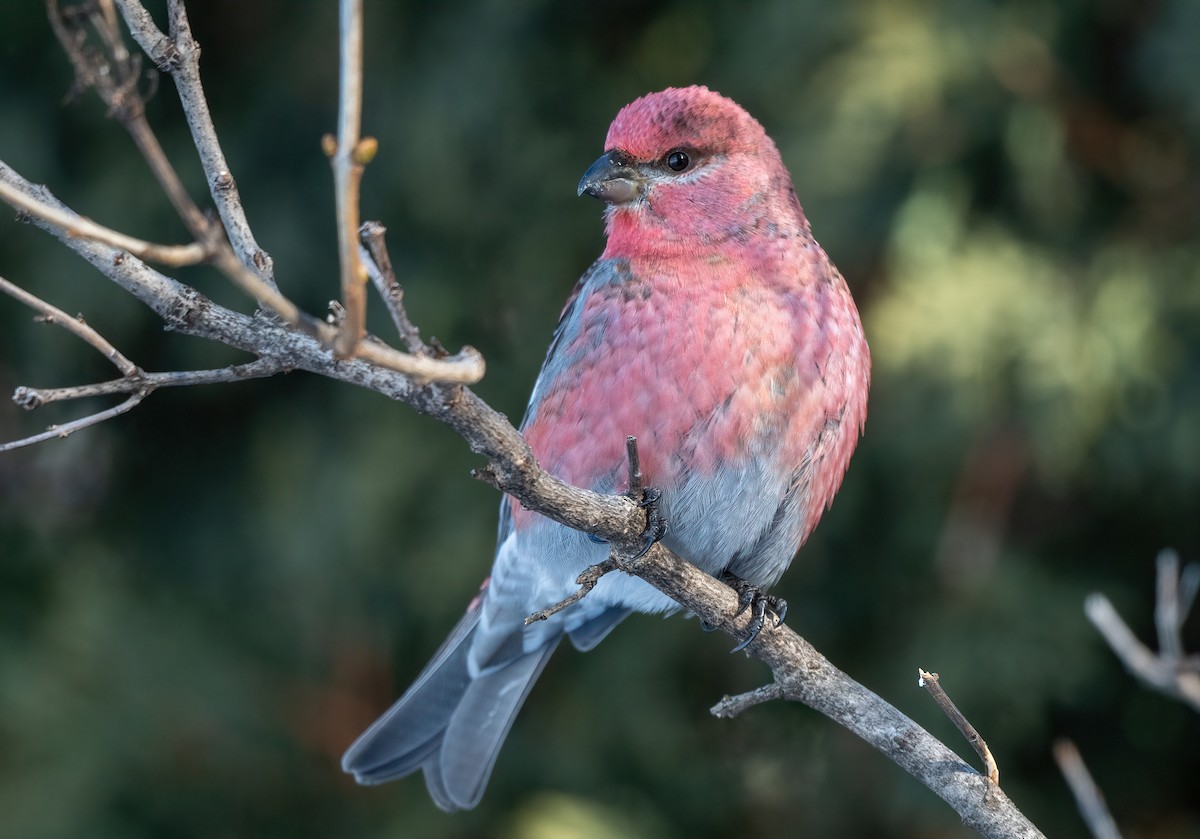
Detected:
left=631, top=486, right=667, bottom=559
left=623, top=436, right=667, bottom=559
left=586, top=486, right=667, bottom=560
left=721, top=571, right=788, bottom=653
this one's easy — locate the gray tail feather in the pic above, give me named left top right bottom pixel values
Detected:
left=341, top=604, right=561, bottom=811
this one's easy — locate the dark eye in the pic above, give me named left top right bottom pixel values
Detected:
left=665, top=150, right=690, bottom=172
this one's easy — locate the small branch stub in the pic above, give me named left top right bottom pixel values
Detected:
left=918, top=669, right=1000, bottom=786
left=711, top=683, right=784, bottom=718
left=625, top=435, right=644, bottom=496
left=524, top=559, right=620, bottom=625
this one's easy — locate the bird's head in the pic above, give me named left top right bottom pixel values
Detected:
left=578, top=86, right=807, bottom=255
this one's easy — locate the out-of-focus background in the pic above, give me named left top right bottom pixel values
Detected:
left=1, top=1, right=1198, bottom=836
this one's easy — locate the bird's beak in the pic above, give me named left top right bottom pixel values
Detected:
left=577, top=149, right=643, bottom=204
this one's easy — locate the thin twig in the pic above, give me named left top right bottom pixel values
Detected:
left=54, top=0, right=479, bottom=383
left=328, top=0, right=372, bottom=357
left=1180, top=564, right=1200, bottom=622
left=524, top=559, right=620, bottom=625
left=0, top=392, right=144, bottom=453
left=1156, top=550, right=1184, bottom=661
left=0, top=275, right=137, bottom=375
left=620, top=434, right=667, bottom=558
left=710, top=683, right=784, bottom=718
left=1053, top=739, right=1123, bottom=839
left=918, top=669, right=1000, bottom=786
left=113, top=0, right=278, bottom=287
left=14, top=358, right=281, bottom=409
left=1086, top=594, right=1170, bottom=682
left=49, top=0, right=210, bottom=235
left=2, top=160, right=486, bottom=386
left=360, top=221, right=425, bottom=353
left=58, top=4, right=279, bottom=328
left=50, top=0, right=282, bottom=317
left=1, top=180, right=209, bottom=267
left=2, top=269, right=280, bottom=447
left=355, top=339, right=484, bottom=384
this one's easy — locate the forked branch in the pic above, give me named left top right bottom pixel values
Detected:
left=0, top=273, right=280, bottom=452
left=1085, top=550, right=1200, bottom=712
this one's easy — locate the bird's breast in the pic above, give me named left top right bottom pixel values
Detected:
left=520, top=250, right=864, bottom=509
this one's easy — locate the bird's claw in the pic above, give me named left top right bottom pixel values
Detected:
left=588, top=487, right=667, bottom=559
left=722, top=572, right=788, bottom=652
left=631, top=487, right=667, bottom=559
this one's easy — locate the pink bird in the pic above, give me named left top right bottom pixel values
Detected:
left=342, top=86, right=871, bottom=810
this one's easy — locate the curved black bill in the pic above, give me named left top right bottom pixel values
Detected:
left=577, top=150, right=642, bottom=204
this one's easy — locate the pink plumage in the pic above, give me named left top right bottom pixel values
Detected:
left=343, top=85, right=871, bottom=810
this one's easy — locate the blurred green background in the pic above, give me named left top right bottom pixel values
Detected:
left=2, top=0, right=1198, bottom=836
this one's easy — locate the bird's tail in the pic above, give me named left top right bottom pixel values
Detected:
left=341, top=593, right=560, bottom=811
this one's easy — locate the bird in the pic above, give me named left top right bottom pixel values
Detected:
left=341, top=85, right=871, bottom=811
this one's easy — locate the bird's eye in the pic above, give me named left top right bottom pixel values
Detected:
left=665, top=150, right=690, bottom=172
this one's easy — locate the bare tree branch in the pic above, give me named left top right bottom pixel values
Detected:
left=1156, top=549, right=1198, bottom=661
left=1053, top=739, right=1123, bottom=839
left=1086, top=550, right=1200, bottom=712
left=0, top=180, right=209, bottom=267
left=0, top=32, right=483, bottom=385
left=48, top=0, right=209, bottom=235
left=327, top=0, right=372, bottom=357
left=14, top=360, right=280, bottom=409
left=0, top=274, right=137, bottom=376
left=622, top=547, right=1044, bottom=839
left=113, top=0, right=276, bottom=287
left=0, top=272, right=280, bottom=449
left=0, top=392, right=145, bottom=453
left=47, top=1, right=311, bottom=325
left=105, top=0, right=482, bottom=382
